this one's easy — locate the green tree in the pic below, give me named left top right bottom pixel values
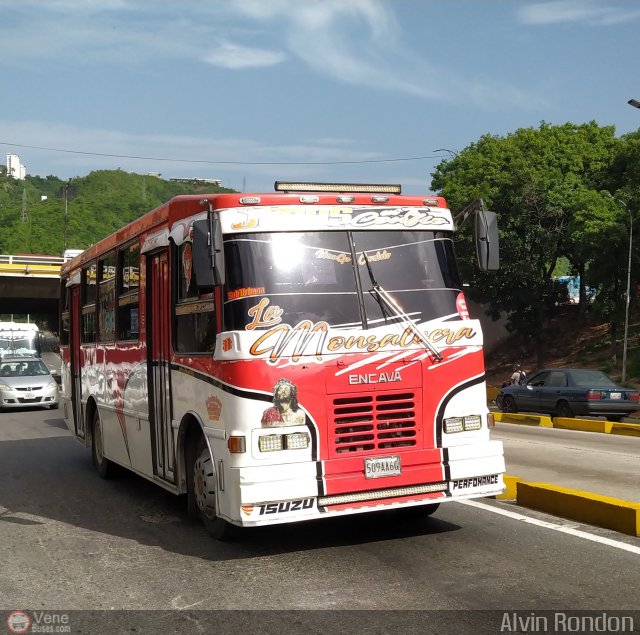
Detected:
left=431, top=122, right=618, bottom=367
left=0, top=170, right=235, bottom=255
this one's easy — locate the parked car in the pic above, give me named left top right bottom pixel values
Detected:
left=0, top=356, right=59, bottom=410
left=497, top=368, right=639, bottom=422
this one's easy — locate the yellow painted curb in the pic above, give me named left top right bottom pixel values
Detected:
left=553, top=418, right=613, bottom=433
left=610, top=422, right=640, bottom=437
left=516, top=481, right=640, bottom=537
left=494, top=412, right=553, bottom=427
left=497, top=475, right=521, bottom=499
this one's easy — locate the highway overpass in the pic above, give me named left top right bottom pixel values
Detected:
left=0, top=254, right=63, bottom=329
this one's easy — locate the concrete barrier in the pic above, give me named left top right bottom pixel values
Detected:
left=553, top=417, right=613, bottom=433
left=486, top=384, right=500, bottom=402
left=610, top=422, right=640, bottom=437
left=493, top=412, right=553, bottom=427
left=497, top=475, right=521, bottom=500
left=514, top=481, right=640, bottom=537
left=497, top=413, right=640, bottom=436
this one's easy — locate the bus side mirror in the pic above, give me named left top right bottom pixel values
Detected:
left=192, top=217, right=226, bottom=288
left=475, top=210, right=499, bottom=271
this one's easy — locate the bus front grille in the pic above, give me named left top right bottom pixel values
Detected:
left=332, top=392, right=416, bottom=455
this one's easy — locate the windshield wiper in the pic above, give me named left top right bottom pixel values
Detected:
left=361, top=252, right=443, bottom=362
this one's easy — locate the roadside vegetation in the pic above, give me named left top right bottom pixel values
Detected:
left=2, top=121, right=640, bottom=384
left=432, top=121, right=640, bottom=373
left=0, top=168, right=234, bottom=256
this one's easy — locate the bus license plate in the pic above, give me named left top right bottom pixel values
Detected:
left=364, top=455, right=401, bottom=479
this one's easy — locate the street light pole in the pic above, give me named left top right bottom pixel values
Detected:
left=622, top=201, right=632, bottom=384
left=621, top=97, right=639, bottom=381
left=433, top=148, right=459, bottom=159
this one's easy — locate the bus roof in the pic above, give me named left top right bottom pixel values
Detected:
left=61, top=188, right=449, bottom=275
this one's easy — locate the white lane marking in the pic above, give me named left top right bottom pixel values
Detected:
left=460, top=499, right=640, bottom=555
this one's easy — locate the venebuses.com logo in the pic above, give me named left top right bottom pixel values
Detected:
left=6, top=611, right=31, bottom=634
left=5, top=610, right=70, bottom=634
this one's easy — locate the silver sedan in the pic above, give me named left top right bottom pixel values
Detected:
left=0, top=357, right=59, bottom=410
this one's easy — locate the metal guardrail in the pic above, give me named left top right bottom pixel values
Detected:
left=0, top=254, right=64, bottom=278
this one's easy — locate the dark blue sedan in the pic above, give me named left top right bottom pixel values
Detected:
left=497, top=368, right=639, bottom=421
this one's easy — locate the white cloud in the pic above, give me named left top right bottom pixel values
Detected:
left=518, top=1, right=640, bottom=26
left=0, top=119, right=381, bottom=179
left=0, top=0, right=542, bottom=109
left=203, top=41, right=286, bottom=69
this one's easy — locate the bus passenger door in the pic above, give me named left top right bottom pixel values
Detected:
left=69, top=286, right=85, bottom=439
left=149, top=250, right=174, bottom=483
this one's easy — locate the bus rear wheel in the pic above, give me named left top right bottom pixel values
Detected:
left=190, top=436, right=237, bottom=541
left=91, top=409, right=115, bottom=479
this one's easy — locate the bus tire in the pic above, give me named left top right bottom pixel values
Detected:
left=91, top=409, right=115, bottom=479
left=191, top=436, right=238, bottom=541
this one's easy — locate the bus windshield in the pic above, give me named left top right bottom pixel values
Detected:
left=0, top=332, right=40, bottom=358
left=223, top=230, right=462, bottom=330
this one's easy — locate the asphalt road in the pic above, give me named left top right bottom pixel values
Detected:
left=493, top=421, right=640, bottom=501
left=1, top=407, right=639, bottom=632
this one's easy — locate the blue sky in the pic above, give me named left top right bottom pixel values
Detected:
left=1, top=0, right=639, bottom=196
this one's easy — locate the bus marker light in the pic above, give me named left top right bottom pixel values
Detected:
left=228, top=436, right=246, bottom=453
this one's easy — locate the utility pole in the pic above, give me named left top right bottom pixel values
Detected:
left=20, top=188, right=28, bottom=223
left=64, top=183, right=68, bottom=251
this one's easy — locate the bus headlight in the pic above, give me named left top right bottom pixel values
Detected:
left=444, top=415, right=483, bottom=433
left=443, top=417, right=464, bottom=433
left=258, top=432, right=310, bottom=452
left=258, top=435, right=284, bottom=452
left=284, top=432, right=309, bottom=449
left=463, top=415, right=482, bottom=431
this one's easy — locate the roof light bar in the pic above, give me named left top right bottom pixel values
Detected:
left=275, top=181, right=402, bottom=195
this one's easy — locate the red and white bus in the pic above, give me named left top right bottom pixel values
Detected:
left=59, top=181, right=505, bottom=539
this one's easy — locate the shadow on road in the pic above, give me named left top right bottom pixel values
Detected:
left=0, top=419, right=461, bottom=562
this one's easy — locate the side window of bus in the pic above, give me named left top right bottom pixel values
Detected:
left=98, top=252, right=116, bottom=343
left=174, top=242, right=216, bottom=354
left=118, top=242, right=140, bottom=341
left=60, top=279, right=69, bottom=346
left=81, top=263, right=97, bottom=344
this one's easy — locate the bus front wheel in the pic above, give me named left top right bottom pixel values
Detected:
left=190, top=437, right=237, bottom=541
left=91, top=410, right=115, bottom=479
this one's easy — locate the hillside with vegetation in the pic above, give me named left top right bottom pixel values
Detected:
left=484, top=305, right=640, bottom=389
left=0, top=168, right=234, bottom=256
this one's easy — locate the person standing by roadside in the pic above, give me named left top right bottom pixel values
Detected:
left=510, top=364, right=527, bottom=385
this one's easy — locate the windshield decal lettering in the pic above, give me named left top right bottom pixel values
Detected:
left=314, top=249, right=392, bottom=265
left=245, top=299, right=476, bottom=364
left=246, top=297, right=283, bottom=329
left=229, top=206, right=450, bottom=230
left=228, top=287, right=265, bottom=301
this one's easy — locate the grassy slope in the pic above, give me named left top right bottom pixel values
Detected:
left=484, top=306, right=640, bottom=390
